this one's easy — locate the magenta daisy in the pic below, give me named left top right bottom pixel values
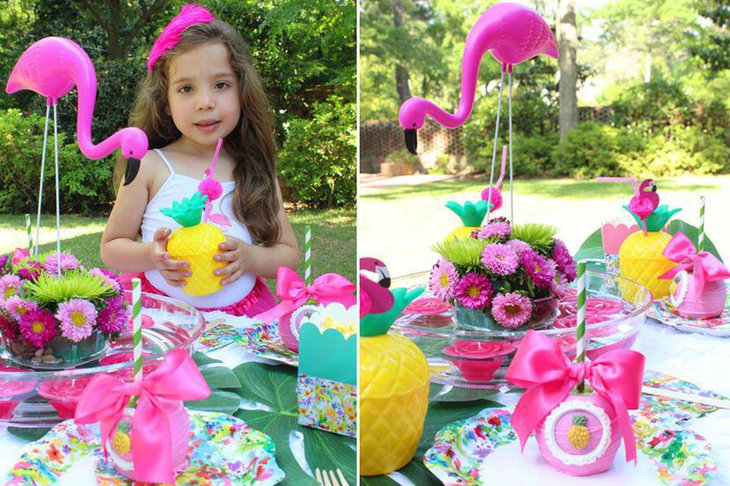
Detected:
left=520, top=249, right=555, bottom=289
left=98, top=297, right=131, bottom=334
left=88, top=268, right=122, bottom=292
left=0, top=313, right=18, bottom=340
left=0, top=275, right=22, bottom=304
left=19, top=309, right=57, bottom=347
left=491, top=292, right=532, bottom=329
left=481, top=243, right=519, bottom=276
left=506, top=239, right=531, bottom=256
left=56, top=299, right=97, bottom=342
left=478, top=221, right=511, bottom=241
left=43, top=253, right=80, bottom=275
left=454, top=273, right=493, bottom=309
left=4, top=296, right=38, bottom=321
left=429, top=259, right=458, bottom=300
left=551, top=268, right=570, bottom=299
left=553, top=239, right=576, bottom=281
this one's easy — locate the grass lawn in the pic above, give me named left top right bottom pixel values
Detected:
left=0, top=208, right=356, bottom=284
left=360, top=175, right=730, bottom=278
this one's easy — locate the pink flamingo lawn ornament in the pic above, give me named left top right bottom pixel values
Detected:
left=398, top=2, right=557, bottom=223
left=360, top=257, right=394, bottom=318
left=596, top=177, right=660, bottom=235
left=5, top=37, right=148, bottom=270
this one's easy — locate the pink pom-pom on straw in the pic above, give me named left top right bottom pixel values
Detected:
left=147, top=4, right=216, bottom=72
left=481, top=145, right=508, bottom=211
left=199, top=137, right=224, bottom=223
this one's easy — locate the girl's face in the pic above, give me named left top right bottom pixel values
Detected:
left=167, top=42, right=241, bottom=149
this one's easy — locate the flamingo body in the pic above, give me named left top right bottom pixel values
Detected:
left=629, top=179, right=660, bottom=221
left=399, top=2, right=557, bottom=151
left=6, top=37, right=148, bottom=183
left=360, top=257, right=394, bottom=318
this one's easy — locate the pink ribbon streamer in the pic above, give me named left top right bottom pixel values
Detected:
left=658, top=231, right=730, bottom=295
left=74, top=349, right=210, bottom=484
left=254, top=267, right=356, bottom=322
left=505, top=330, right=645, bottom=463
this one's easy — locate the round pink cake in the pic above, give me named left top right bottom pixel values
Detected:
left=106, top=404, right=190, bottom=481
left=535, top=392, right=620, bottom=476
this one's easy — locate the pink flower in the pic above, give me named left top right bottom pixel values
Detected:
left=454, top=273, right=493, bottom=309
left=505, top=239, right=531, bottom=256
left=520, top=249, right=554, bottom=289
left=11, top=248, right=29, bottom=266
left=551, top=267, right=570, bottom=299
left=4, top=296, right=38, bottom=321
left=88, top=268, right=121, bottom=292
left=481, top=243, right=519, bottom=276
left=19, top=309, right=57, bottom=347
left=491, top=292, right=532, bottom=329
left=43, top=253, right=80, bottom=275
left=17, top=261, right=42, bottom=281
left=429, top=259, right=458, bottom=300
left=56, top=299, right=97, bottom=342
left=0, top=313, right=18, bottom=340
left=0, top=255, right=8, bottom=274
left=553, top=239, right=577, bottom=281
left=0, top=275, right=22, bottom=304
left=98, top=297, right=131, bottom=334
left=478, top=220, right=511, bottom=241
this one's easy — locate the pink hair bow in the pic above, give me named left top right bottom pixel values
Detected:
left=505, top=330, right=645, bottom=463
left=74, top=349, right=210, bottom=484
left=147, top=4, right=216, bottom=72
left=659, top=231, right=730, bottom=295
left=255, top=267, right=356, bottom=322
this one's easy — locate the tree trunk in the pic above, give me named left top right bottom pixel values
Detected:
left=557, top=0, right=578, bottom=140
left=393, top=1, right=411, bottom=102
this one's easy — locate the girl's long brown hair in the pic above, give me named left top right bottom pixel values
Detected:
left=117, top=20, right=281, bottom=245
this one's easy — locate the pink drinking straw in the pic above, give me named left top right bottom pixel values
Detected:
left=200, top=138, right=224, bottom=223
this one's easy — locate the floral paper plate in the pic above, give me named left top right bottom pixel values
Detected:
left=236, top=322, right=298, bottom=366
left=4, top=411, right=285, bottom=485
left=424, top=407, right=716, bottom=486
left=651, top=289, right=730, bottom=337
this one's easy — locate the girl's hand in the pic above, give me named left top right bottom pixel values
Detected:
left=214, top=236, right=253, bottom=285
left=151, top=228, right=190, bottom=287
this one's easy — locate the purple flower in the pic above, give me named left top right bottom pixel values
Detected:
left=429, top=259, right=459, bottom=301
left=478, top=220, right=511, bottom=241
left=98, top=297, right=131, bottom=334
left=553, top=239, right=577, bottom=281
left=19, top=308, right=57, bottom=348
left=0, top=275, right=22, bottom=304
left=0, top=255, right=8, bottom=274
left=88, top=268, right=121, bottom=292
left=506, top=239, right=531, bottom=256
left=454, top=273, right=493, bottom=309
left=481, top=243, right=519, bottom=276
left=520, top=249, right=554, bottom=290
left=56, top=299, right=97, bottom=342
left=492, top=292, right=532, bottom=329
left=4, top=296, right=38, bottom=321
left=17, top=261, right=42, bottom=282
left=43, top=253, right=80, bottom=275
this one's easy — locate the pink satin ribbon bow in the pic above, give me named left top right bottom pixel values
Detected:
left=659, top=231, right=730, bottom=295
left=505, top=330, right=645, bottom=463
left=255, top=267, right=356, bottom=322
left=74, top=349, right=210, bottom=484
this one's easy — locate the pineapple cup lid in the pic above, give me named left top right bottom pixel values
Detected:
left=623, top=204, right=682, bottom=232
left=445, top=200, right=492, bottom=227
left=160, top=191, right=209, bottom=227
left=360, top=287, right=424, bottom=337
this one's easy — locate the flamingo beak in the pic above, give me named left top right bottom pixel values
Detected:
left=404, top=129, right=418, bottom=154
left=376, top=264, right=391, bottom=288
left=123, top=158, right=141, bottom=186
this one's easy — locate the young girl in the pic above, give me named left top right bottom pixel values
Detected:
left=101, top=4, right=299, bottom=316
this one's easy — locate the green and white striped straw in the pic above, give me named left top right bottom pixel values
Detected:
left=698, top=196, right=705, bottom=253
left=24, top=213, right=33, bottom=253
left=576, top=261, right=587, bottom=392
left=304, top=225, right=312, bottom=286
left=132, top=278, right=143, bottom=382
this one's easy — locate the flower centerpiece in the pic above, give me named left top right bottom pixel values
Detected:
left=0, top=250, right=130, bottom=368
left=430, top=218, right=577, bottom=330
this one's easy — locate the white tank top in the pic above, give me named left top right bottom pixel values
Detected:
left=141, top=149, right=256, bottom=308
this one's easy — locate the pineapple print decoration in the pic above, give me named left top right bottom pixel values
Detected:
left=112, top=421, right=132, bottom=456
left=360, top=283, right=429, bottom=476
left=160, top=191, right=226, bottom=296
left=568, top=415, right=590, bottom=449
left=444, top=200, right=491, bottom=241
left=619, top=204, right=682, bottom=300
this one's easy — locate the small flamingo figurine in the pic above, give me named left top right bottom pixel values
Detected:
left=596, top=177, right=660, bottom=234
left=360, top=257, right=393, bottom=318
left=398, top=2, right=557, bottom=153
left=6, top=37, right=148, bottom=185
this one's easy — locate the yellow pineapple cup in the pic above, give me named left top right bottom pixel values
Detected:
left=160, top=191, right=226, bottom=296
left=444, top=200, right=492, bottom=241
left=619, top=205, right=681, bottom=300
left=360, top=287, right=429, bottom=476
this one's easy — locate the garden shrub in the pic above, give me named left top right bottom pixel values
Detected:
left=0, top=109, right=114, bottom=214
left=277, top=95, right=356, bottom=209
left=612, top=80, right=694, bottom=133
